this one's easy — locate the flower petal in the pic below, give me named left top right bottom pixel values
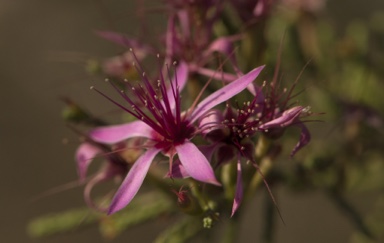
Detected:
left=290, top=122, right=311, bottom=157
left=90, top=121, right=153, bottom=144
left=253, top=0, right=267, bottom=17
left=175, top=141, right=220, bottom=186
left=166, top=143, right=219, bottom=178
left=84, top=163, right=124, bottom=212
left=84, top=173, right=109, bottom=212
left=75, top=143, right=102, bottom=181
left=191, top=65, right=264, bottom=122
left=199, top=109, right=224, bottom=135
left=108, top=148, right=160, bottom=214
left=177, top=10, right=190, bottom=39
left=204, top=37, right=241, bottom=74
left=259, top=106, right=304, bottom=130
left=231, top=157, right=243, bottom=217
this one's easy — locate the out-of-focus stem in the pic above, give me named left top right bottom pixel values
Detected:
left=221, top=160, right=237, bottom=202
left=189, top=180, right=211, bottom=212
left=222, top=215, right=240, bottom=243
left=146, top=171, right=178, bottom=199
left=262, top=189, right=276, bottom=243
left=244, top=135, right=272, bottom=201
left=255, top=135, right=271, bottom=159
left=245, top=156, right=272, bottom=201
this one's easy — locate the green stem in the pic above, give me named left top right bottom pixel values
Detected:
left=189, top=180, right=211, bottom=212
left=221, top=160, right=237, bottom=202
left=244, top=135, right=273, bottom=205
left=147, top=170, right=182, bottom=200
left=255, top=135, right=272, bottom=159
left=244, top=156, right=273, bottom=202
left=262, top=189, right=276, bottom=243
left=223, top=215, right=240, bottom=243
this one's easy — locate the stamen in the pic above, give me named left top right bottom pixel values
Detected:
left=303, top=106, right=311, bottom=113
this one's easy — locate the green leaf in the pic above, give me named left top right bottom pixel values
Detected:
left=99, top=192, right=175, bottom=239
left=27, top=208, right=100, bottom=238
left=154, top=217, right=203, bottom=243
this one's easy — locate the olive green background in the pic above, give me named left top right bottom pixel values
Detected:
left=0, top=0, right=382, bottom=242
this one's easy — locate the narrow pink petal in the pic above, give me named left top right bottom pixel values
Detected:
left=253, top=0, right=266, bottom=17
left=206, top=37, right=235, bottom=56
left=231, top=157, right=243, bottom=217
left=108, top=148, right=160, bottom=214
left=84, top=173, right=108, bottom=213
left=204, top=37, right=241, bottom=74
left=75, top=143, right=102, bottom=181
left=199, top=109, right=224, bottom=135
left=290, top=122, right=311, bottom=157
left=177, top=10, right=190, bottom=39
left=165, top=144, right=219, bottom=178
left=175, top=141, right=220, bottom=186
left=191, top=65, right=265, bottom=122
left=90, top=121, right=153, bottom=144
left=84, top=163, right=123, bottom=213
left=259, top=106, right=304, bottom=130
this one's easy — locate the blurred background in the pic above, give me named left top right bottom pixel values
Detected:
left=1, top=0, right=384, bottom=242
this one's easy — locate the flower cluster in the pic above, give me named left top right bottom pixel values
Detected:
left=29, top=0, right=384, bottom=241
left=74, top=0, right=313, bottom=224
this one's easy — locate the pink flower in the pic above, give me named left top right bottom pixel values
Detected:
left=90, top=57, right=265, bottom=214
left=197, top=86, right=311, bottom=215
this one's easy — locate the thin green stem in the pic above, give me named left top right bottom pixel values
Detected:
left=189, top=180, right=212, bottom=212
left=222, top=215, right=241, bottom=243
left=244, top=156, right=273, bottom=202
left=262, top=189, right=276, bottom=243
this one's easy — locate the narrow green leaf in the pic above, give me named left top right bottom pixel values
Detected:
left=27, top=208, right=100, bottom=238
left=154, top=217, right=203, bottom=243
left=99, top=192, right=175, bottom=238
